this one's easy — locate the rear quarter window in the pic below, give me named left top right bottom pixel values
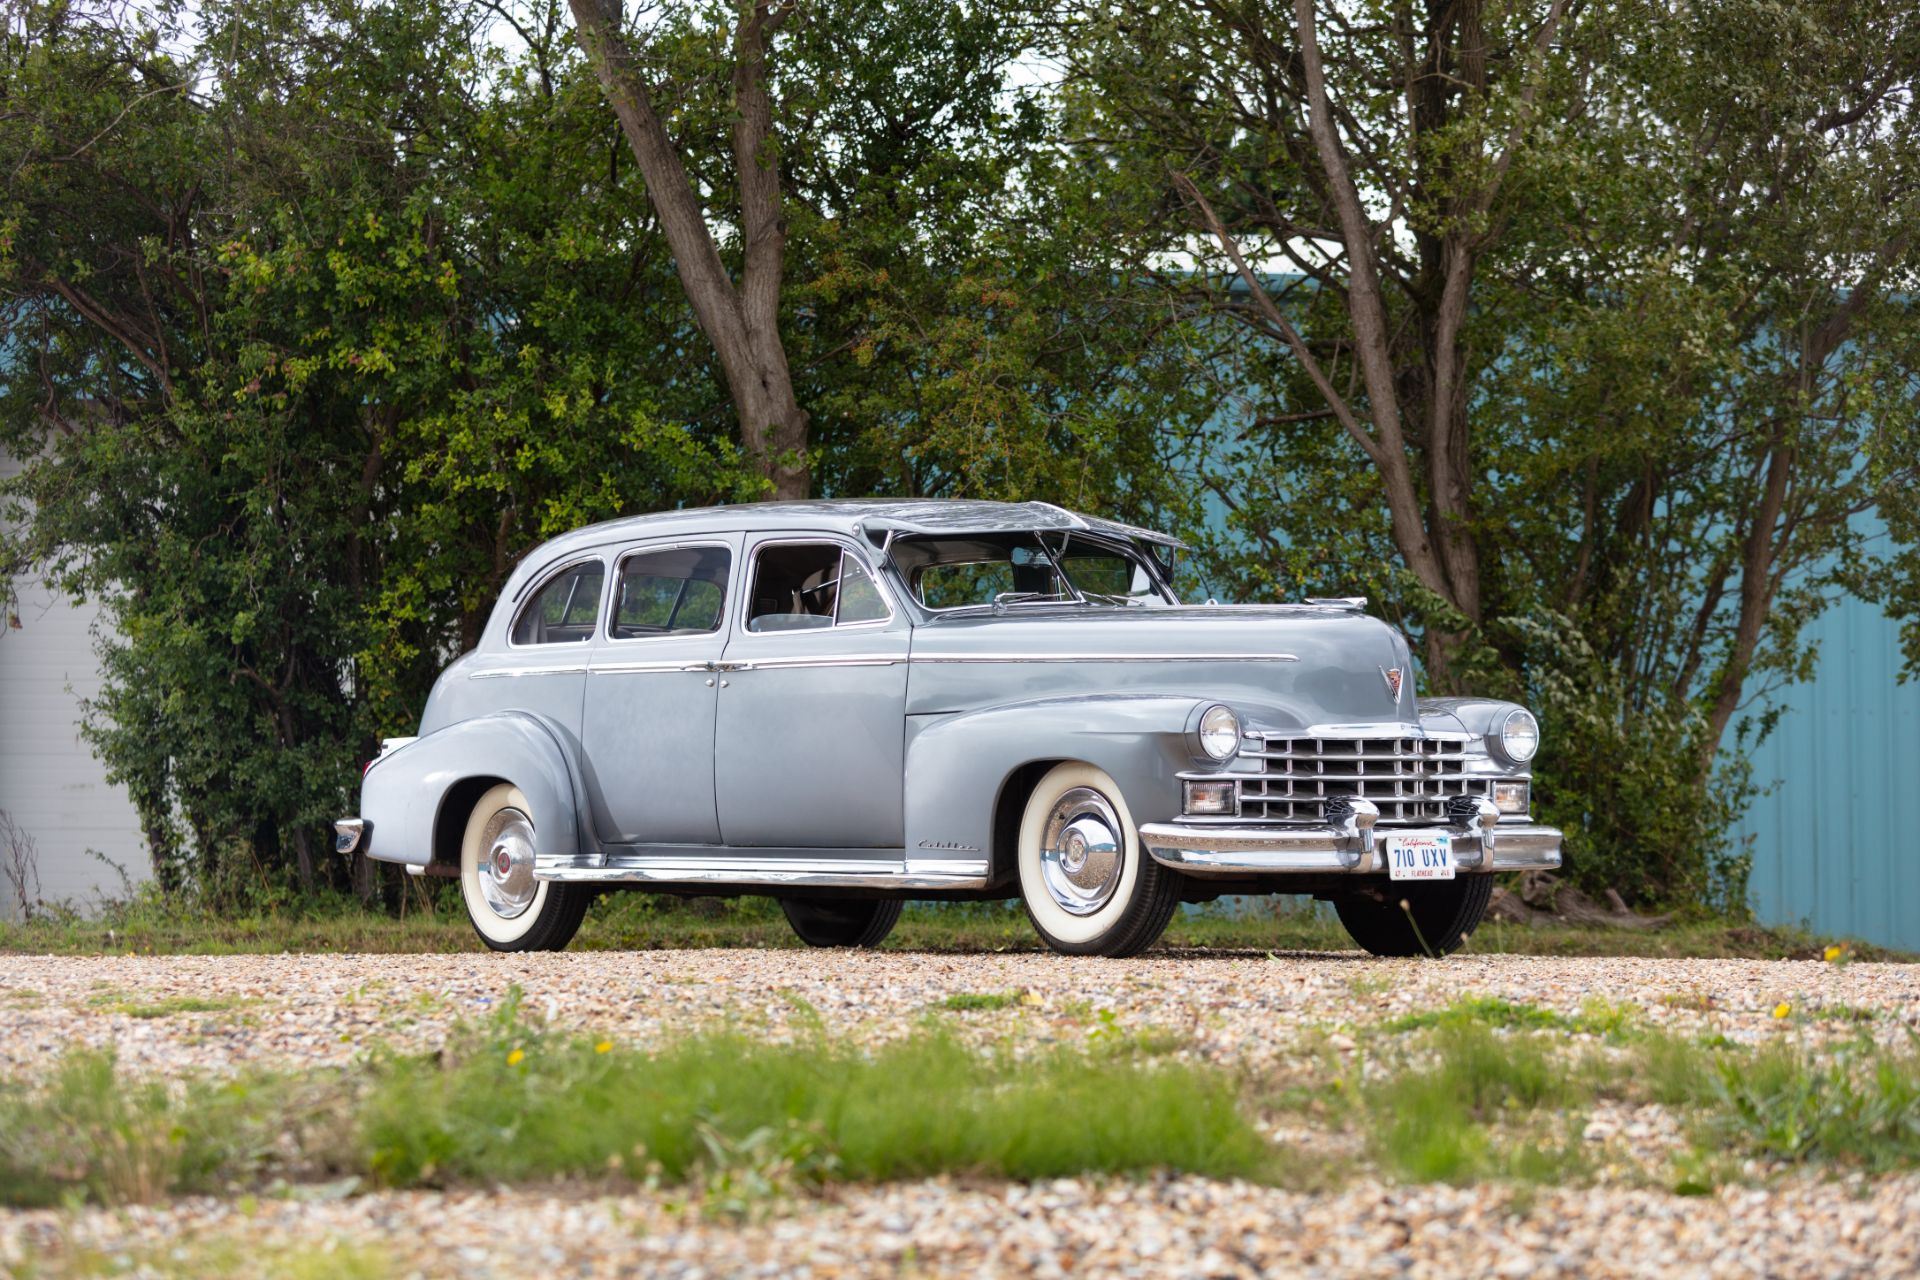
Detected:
left=511, top=561, right=605, bottom=645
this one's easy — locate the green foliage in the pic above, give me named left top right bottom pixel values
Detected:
left=0, top=0, right=1211, bottom=901
left=359, top=990, right=1271, bottom=1188
left=1363, top=1022, right=1590, bottom=1185
left=1053, top=0, right=1920, bottom=907
left=0, top=1050, right=279, bottom=1206
left=1700, top=1037, right=1920, bottom=1172
left=939, top=991, right=1022, bottom=1011
left=6, top=0, right=1919, bottom=915
left=0, top=993, right=1275, bottom=1206
left=0, top=0, right=755, bottom=896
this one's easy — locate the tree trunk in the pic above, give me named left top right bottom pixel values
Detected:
left=568, top=0, right=810, bottom=498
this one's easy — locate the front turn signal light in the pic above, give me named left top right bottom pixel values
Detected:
left=1491, top=780, right=1530, bottom=815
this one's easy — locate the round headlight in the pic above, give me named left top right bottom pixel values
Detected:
left=1198, top=705, right=1241, bottom=761
left=1498, top=708, right=1540, bottom=763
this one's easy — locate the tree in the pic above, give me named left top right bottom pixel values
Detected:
left=1057, top=0, right=1920, bottom=904
left=0, top=0, right=749, bottom=895
left=0, top=0, right=1206, bottom=898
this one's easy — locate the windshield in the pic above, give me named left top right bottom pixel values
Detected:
left=890, top=532, right=1172, bottom=610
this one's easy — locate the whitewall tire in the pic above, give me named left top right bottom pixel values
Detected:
left=459, top=783, right=589, bottom=952
left=1016, top=763, right=1181, bottom=957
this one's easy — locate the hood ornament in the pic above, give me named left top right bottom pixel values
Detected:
left=1380, top=666, right=1404, bottom=701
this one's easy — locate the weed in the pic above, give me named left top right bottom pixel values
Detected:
left=359, top=1002, right=1275, bottom=1189
left=91, top=994, right=252, bottom=1019
left=939, top=992, right=1019, bottom=1012
left=1345, top=972, right=1393, bottom=998
left=1698, top=1037, right=1920, bottom=1172
left=18, top=1238, right=391, bottom=1279
left=0, top=1051, right=285, bottom=1206
left=1382, top=996, right=1572, bottom=1035
left=1361, top=1021, right=1591, bottom=1184
left=0, top=993, right=1278, bottom=1207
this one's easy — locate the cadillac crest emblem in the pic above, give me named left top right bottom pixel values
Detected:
left=1381, top=666, right=1404, bottom=701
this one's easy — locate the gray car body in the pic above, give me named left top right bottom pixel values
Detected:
left=352, top=499, right=1556, bottom=893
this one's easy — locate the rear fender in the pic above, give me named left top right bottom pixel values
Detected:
left=358, top=711, right=587, bottom=868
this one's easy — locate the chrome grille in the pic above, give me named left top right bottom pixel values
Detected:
left=1240, top=735, right=1488, bottom=825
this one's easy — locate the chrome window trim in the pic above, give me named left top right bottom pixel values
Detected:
left=504, top=554, right=610, bottom=651
left=601, top=538, right=736, bottom=647
left=741, top=535, right=900, bottom=635
left=470, top=663, right=592, bottom=679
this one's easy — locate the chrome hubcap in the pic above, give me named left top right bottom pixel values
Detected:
left=477, top=807, right=537, bottom=919
left=1039, top=787, right=1124, bottom=916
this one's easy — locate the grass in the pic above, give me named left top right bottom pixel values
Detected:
left=938, top=991, right=1023, bottom=1011
left=2, top=888, right=1906, bottom=960
left=0, top=989, right=1275, bottom=1210
left=14, top=1239, right=393, bottom=1280
left=1381, top=994, right=1638, bottom=1039
left=1361, top=1021, right=1594, bottom=1184
left=1292, top=996, right=1920, bottom=1191
left=89, top=993, right=252, bottom=1019
left=4, top=990, right=1919, bottom=1211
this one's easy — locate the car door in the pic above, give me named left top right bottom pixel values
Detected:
left=580, top=536, right=738, bottom=846
left=713, top=535, right=910, bottom=849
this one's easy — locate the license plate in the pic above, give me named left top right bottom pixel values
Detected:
left=1386, top=834, right=1455, bottom=881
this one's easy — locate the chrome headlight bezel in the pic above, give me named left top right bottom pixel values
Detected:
left=1491, top=708, right=1540, bottom=765
left=1196, top=704, right=1241, bottom=762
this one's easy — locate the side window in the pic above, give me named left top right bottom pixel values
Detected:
left=609, top=545, right=731, bottom=639
left=747, top=543, right=891, bottom=633
left=837, top=557, right=889, bottom=623
left=511, top=561, right=605, bottom=646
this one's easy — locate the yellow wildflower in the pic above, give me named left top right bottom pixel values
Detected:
left=1772, top=1002, right=1791, bottom=1020
left=1824, top=944, right=1846, bottom=963
left=506, top=1047, right=525, bottom=1066
left=595, top=1040, right=614, bottom=1054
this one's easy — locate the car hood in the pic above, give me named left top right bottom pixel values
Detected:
left=904, top=604, right=1418, bottom=728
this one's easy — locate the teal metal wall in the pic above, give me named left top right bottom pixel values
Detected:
left=1733, top=590, right=1920, bottom=950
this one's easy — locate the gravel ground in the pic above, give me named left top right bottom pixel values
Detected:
left=2, top=950, right=1916, bottom=1077
left=8, top=1173, right=1920, bottom=1278
left=3, top=949, right=1918, bottom=1277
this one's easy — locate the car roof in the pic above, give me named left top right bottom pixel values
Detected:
left=520, top=499, right=1183, bottom=572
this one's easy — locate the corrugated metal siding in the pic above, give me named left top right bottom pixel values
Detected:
left=0, top=452, right=152, bottom=918
left=1733, top=588, right=1920, bottom=950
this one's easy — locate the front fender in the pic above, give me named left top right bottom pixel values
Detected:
left=903, top=694, right=1207, bottom=867
left=358, top=710, right=587, bottom=868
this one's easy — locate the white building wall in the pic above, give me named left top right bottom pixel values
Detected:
left=0, top=451, right=151, bottom=918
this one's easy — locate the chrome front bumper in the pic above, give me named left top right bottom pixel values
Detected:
left=1139, top=815, right=1562, bottom=878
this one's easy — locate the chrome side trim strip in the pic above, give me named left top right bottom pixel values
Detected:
left=536, top=854, right=989, bottom=890
left=737, top=655, right=902, bottom=671
left=470, top=664, right=590, bottom=679
left=590, top=660, right=717, bottom=675
left=909, top=652, right=1300, bottom=664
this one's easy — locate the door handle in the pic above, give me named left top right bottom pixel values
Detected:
left=711, top=660, right=754, bottom=672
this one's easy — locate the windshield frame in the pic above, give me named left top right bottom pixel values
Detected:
left=885, top=529, right=1178, bottom=616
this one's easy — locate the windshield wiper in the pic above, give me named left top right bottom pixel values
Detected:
left=990, top=590, right=1075, bottom=613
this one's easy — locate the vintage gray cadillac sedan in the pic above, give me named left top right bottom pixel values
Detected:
left=337, top=500, right=1561, bottom=957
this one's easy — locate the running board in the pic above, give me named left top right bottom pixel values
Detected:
left=536, top=853, right=991, bottom=891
